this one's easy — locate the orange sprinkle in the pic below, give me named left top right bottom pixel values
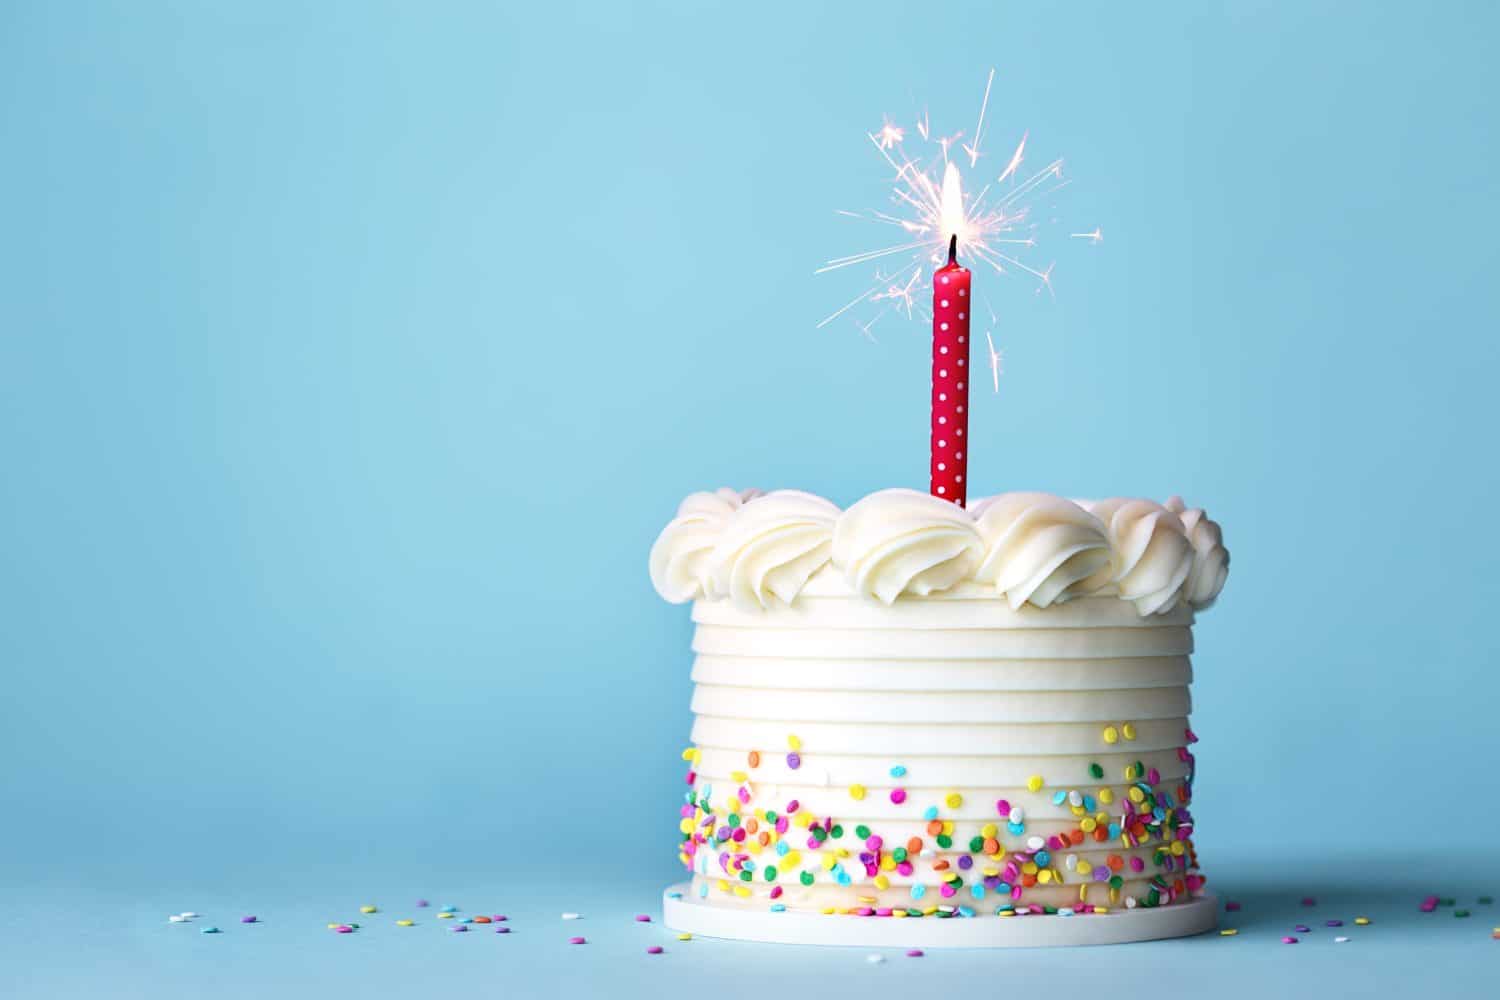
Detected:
left=1068, top=829, right=1085, bottom=846
left=1107, top=854, right=1124, bottom=871
left=748, top=750, right=761, bottom=768
left=758, top=832, right=771, bottom=846
left=933, top=860, right=951, bottom=871
left=745, top=818, right=759, bottom=834
left=1021, top=874, right=1038, bottom=888
left=907, top=837, right=924, bottom=854
left=925, top=820, right=943, bottom=836
left=1092, top=827, right=1109, bottom=842
left=982, top=837, right=1000, bottom=855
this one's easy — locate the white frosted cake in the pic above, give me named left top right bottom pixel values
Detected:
left=650, top=487, right=1229, bottom=947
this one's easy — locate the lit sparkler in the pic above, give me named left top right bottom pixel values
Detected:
left=818, top=69, right=1097, bottom=392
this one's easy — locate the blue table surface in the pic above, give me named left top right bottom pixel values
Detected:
left=3, top=851, right=1493, bottom=999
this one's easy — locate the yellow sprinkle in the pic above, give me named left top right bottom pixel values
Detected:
left=1169, top=841, right=1186, bottom=856
left=681, top=747, right=697, bottom=762
left=821, top=907, right=836, bottom=915
left=1354, top=916, right=1371, bottom=926
left=1095, top=906, right=1109, bottom=914
left=1037, top=869, right=1053, bottom=884
left=733, top=885, right=750, bottom=898
left=396, top=919, right=414, bottom=927
left=1122, top=722, right=1137, bottom=741
left=1080, top=817, right=1098, bottom=833
left=892, top=910, right=907, bottom=919
left=982, top=866, right=1001, bottom=878
left=874, top=875, right=890, bottom=890
left=1128, top=787, right=1146, bottom=803
left=731, top=770, right=747, bottom=782
left=857, top=895, right=877, bottom=904
left=1098, top=787, right=1115, bottom=805
left=1220, top=928, right=1238, bottom=936
left=1103, top=726, right=1120, bottom=744
left=998, top=909, right=1015, bottom=918
left=945, top=792, right=963, bottom=809
left=795, top=813, right=813, bottom=829
left=360, top=905, right=377, bottom=914
left=1076, top=860, right=1094, bottom=876
left=1021, top=861, right=1039, bottom=875
left=822, top=854, right=837, bottom=871
left=787, top=734, right=802, bottom=751
left=940, top=820, right=954, bottom=836
left=716, top=879, right=730, bottom=893
left=849, top=784, right=867, bottom=800
left=677, top=932, right=692, bottom=941
left=679, top=818, right=694, bottom=835
left=922, top=906, right=939, bottom=916
left=1079, top=884, right=1088, bottom=901
left=327, top=923, right=340, bottom=929
left=981, top=823, right=998, bottom=838
left=1070, top=805, right=1087, bottom=817
left=1026, top=775, right=1044, bottom=793
left=880, top=856, right=896, bottom=872
left=783, top=850, right=802, bottom=867
left=438, top=912, right=453, bottom=919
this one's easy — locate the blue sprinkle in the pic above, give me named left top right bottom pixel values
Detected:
left=836, top=872, right=852, bottom=886
left=890, top=765, right=907, bottom=778
left=911, top=884, right=927, bottom=900
left=923, top=806, right=939, bottom=821
left=1108, top=823, right=1121, bottom=839
left=1083, top=795, right=1096, bottom=811
left=1052, top=791, right=1067, bottom=805
left=957, top=906, right=975, bottom=918
left=667, top=892, right=683, bottom=900
left=769, top=904, right=786, bottom=912
left=1007, top=822, right=1025, bottom=836
left=200, top=927, right=221, bottom=934
left=440, top=906, right=456, bottom=913
left=1035, top=850, right=1051, bottom=866
left=970, top=884, right=986, bottom=900
left=1058, top=907, right=1075, bottom=917
left=775, top=841, right=789, bottom=857
left=698, top=883, right=708, bottom=898
left=997, top=882, right=1012, bottom=894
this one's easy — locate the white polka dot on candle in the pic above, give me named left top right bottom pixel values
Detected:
left=958, top=312, right=965, bottom=320
left=938, top=416, right=946, bottom=424
left=939, top=369, right=947, bottom=378
left=937, top=462, right=946, bottom=471
left=938, top=440, right=946, bottom=448
left=940, top=299, right=949, bottom=308
left=939, top=393, right=947, bottom=401
left=940, top=322, right=948, bottom=331
left=940, top=346, right=948, bottom=354
left=958, top=288, right=966, bottom=296
left=937, top=486, right=945, bottom=494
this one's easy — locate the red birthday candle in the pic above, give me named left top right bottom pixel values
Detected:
left=931, top=163, right=971, bottom=506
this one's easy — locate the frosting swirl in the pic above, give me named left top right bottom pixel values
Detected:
left=831, top=489, right=984, bottom=604
left=1166, top=496, right=1230, bottom=609
left=1085, top=498, right=1195, bottom=616
left=707, top=491, right=841, bottom=610
left=649, top=488, right=760, bottom=603
left=971, top=492, right=1111, bottom=610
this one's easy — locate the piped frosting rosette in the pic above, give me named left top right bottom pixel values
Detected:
left=706, top=490, right=840, bottom=609
left=970, top=492, right=1111, bottom=610
left=648, top=487, right=762, bottom=602
left=831, top=489, right=985, bottom=603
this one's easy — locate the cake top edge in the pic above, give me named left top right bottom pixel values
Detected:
left=650, top=487, right=1228, bottom=617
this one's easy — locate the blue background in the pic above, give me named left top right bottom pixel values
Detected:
left=2, top=1, right=1497, bottom=996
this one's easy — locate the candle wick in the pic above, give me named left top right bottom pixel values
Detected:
left=947, top=234, right=957, bottom=266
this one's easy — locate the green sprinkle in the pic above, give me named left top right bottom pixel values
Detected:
left=727, top=814, right=741, bottom=828
left=1479, top=896, right=1494, bottom=904
left=1455, top=909, right=1471, bottom=918
left=1089, top=763, right=1104, bottom=779
left=812, top=827, right=827, bottom=842
left=739, top=869, right=752, bottom=882
left=936, top=834, right=953, bottom=849
left=855, top=825, right=871, bottom=840
left=799, top=871, right=814, bottom=886
left=830, top=825, right=844, bottom=839
left=763, top=866, right=778, bottom=882
left=893, top=848, right=908, bottom=863
left=969, top=836, right=985, bottom=853
left=1109, top=876, right=1124, bottom=889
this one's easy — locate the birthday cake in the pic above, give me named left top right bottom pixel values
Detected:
left=650, top=487, right=1228, bottom=947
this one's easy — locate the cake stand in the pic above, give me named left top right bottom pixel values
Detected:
left=662, top=883, right=1217, bottom=948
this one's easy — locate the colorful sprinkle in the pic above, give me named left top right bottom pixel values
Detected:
left=1026, top=775, right=1044, bottom=793
left=451, top=925, right=468, bottom=933
left=787, top=734, right=802, bottom=751
left=635, top=914, right=652, bottom=922
left=1122, top=722, right=1137, bottom=741
left=849, top=784, right=867, bottom=800
left=647, top=945, right=664, bottom=954
left=360, top=905, right=377, bottom=914
left=677, top=933, right=692, bottom=941
left=1281, top=936, right=1298, bottom=944
left=890, top=788, right=907, bottom=804
left=1219, top=928, right=1238, bottom=936
left=906, top=949, right=924, bottom=957
left=1355, top=916, right=1371, bottom=925
left=1335, top=935, right=1350, bottom=943
left=240, top=916, right=258, bottom=924
left=396, top=919, right=414, bottom=927
left=787, top=752, right=801, bottom=770
left=569, top=936, right=586, bottom=944
left=562, top=912, right=582, bottom=920
left=200, top=927, right=221, bottom=935
left=890, top=765, right=907, bottom=778
left=1300, top=896, right=1317, bottom=906
left=1102, top=726, right=1120, bottom=744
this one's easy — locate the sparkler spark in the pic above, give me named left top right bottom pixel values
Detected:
left=820, top=70, right=1093, bottom=335
left=985, top=330, right=1005, bottom=393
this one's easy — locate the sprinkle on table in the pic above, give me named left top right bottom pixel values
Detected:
left=562, top=912, right=582, bottom=920
left=905, top=949, right=924, bottom=957
left=635, top=914, right=652, bottom=922
left=646, top=945, right=664, bottom=954
left=1225, top=900, right=1242, bottom=912
left=1300, top=896, right=1317, bottom=906
left=677, top=932, right=692, bottom=941
left=1219, top=928, right=1238, bottom=936
left=1354, top=916, right=1371, bottom=925
left=1281, top=936, right=1298, bottom=944
left=569, top=936, right=586, bottom=944
left=1102, top=726, right=1119, bottom=744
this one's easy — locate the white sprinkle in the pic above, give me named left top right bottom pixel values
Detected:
left=168, top=915, right=186, bottom=923
left=180, top=912, right=198, bottom=919
left=561, top=912, right=582, bottom=920
left=1026, top=836, right=1045, bottom=851
left=1335, top=935, right=1350, bottom=943
left=866, top=954, right=885, bottom=964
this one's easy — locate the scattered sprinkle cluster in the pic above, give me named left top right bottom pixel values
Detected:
left=676, top=724, right=1203, bottom=918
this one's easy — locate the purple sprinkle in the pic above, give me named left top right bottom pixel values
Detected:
left=240, top=916, right=258, bottom=923
left=646, top=945, right=664, bottom=954
left=786, top=752, right=801, bottom=770
left=452, top=925, right=468, bottom=933
left=416, top=900, right=430, bottom=908
left=494, top=915, right=508, bottom=922
left=496, top=926, right=511, bottom=934
left=635, top=914, right=652, bottom=922
left=1294, top=924, right=1310, bottom=933
left=906, top=949, right=924, bottom=957
left=1326, top=919, right=1343, bottom=927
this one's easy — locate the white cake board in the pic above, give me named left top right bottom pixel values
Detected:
left=663, top=884, right=1216, bottom=948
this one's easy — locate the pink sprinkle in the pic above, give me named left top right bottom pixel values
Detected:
left=906, top=949, right=924, bottom=957
left=493, top=914, right=507, bottom=922
left=875, top=907, right=893, bottom=916
left=1147, top=767, right=1160, bottom=784
left=940, top=883, right=956, bottom=897
left=785, top=799, right=800, bottom=813
left=770, top=886, right=783, bottom=899
left=336, top=925, right=353, bottom=934
left=866, top=835, right=883, bottom=852
left=995, top=799, right=1011, bottom=817
left=1282, top=936, right=1298, bottom=944
left=890, top=788, right=907, bottom=804
left=685, top=770, right=696, bottom=784
left=646, top=945, right=663, bottom=954
left=635, top=914, right=651, bottom=922
left=569, top=936, right=587, bottom=945
left=1301, top=896, right=1317, bottom=906
left=1225, top=900, right=1242, bottom=912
